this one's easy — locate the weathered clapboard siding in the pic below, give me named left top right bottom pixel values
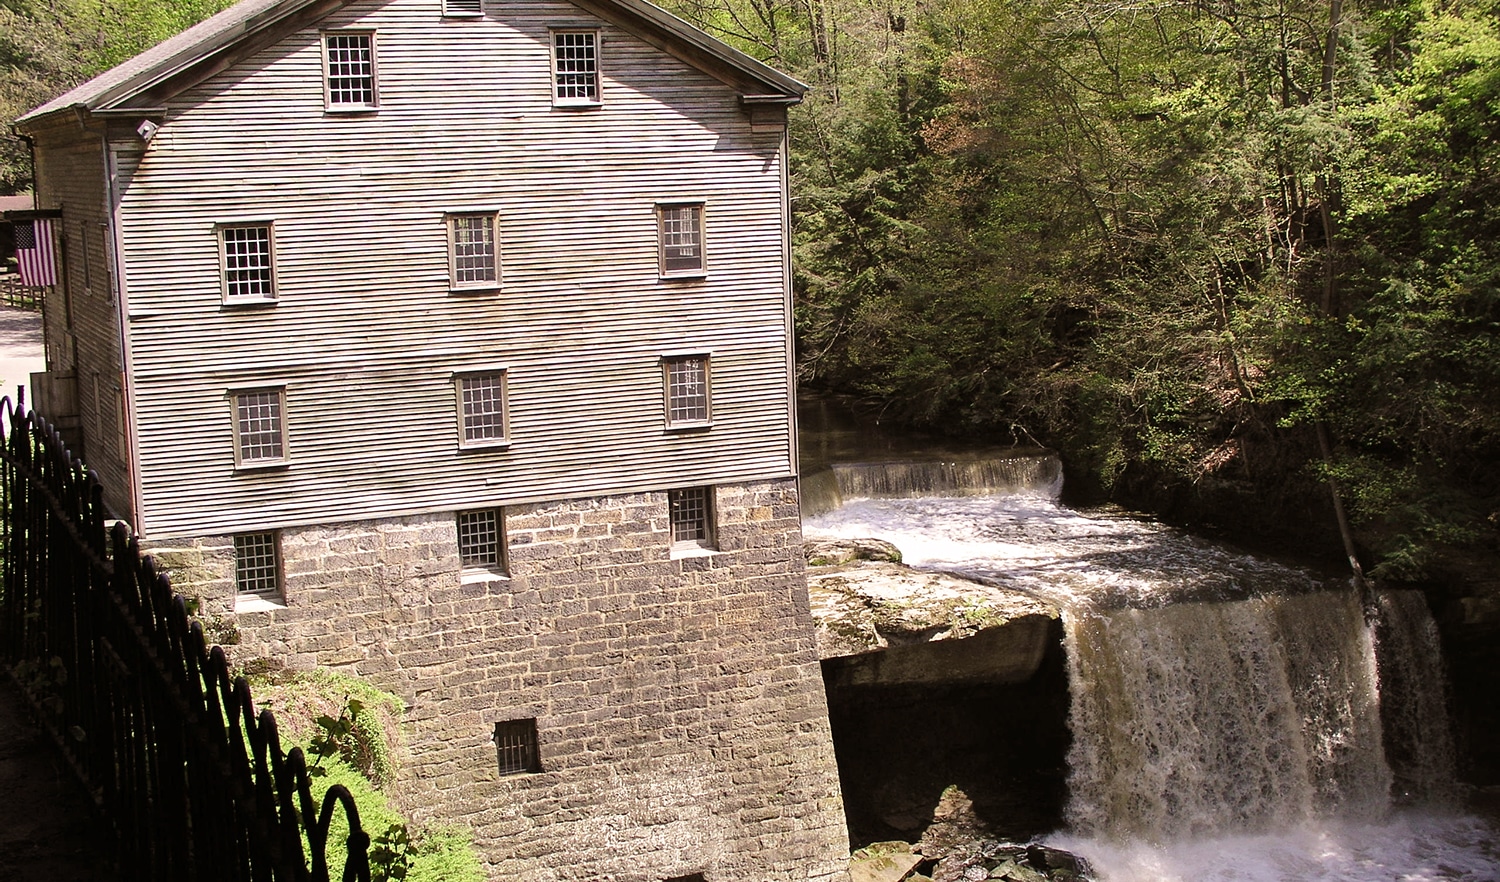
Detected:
left=26, top=125, right=135, bottom=516
left=111, top=0, right=797, bottom=538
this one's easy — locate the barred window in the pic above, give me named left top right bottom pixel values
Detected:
left=234, top=532, right=282, bottom=600
left=494, top=719, right=540, bottom=775
left=658, top=204, right=704, bottom=276
left=234, top=388, right=287, bottom=465
left=663, top=355, right=710, bottom=427
left=668, top=487, right=713, bottom=548
left=324, top=32, right=377, bottom=109
left=448, top=213, right=499, bottom=289
left=458, top=509, right=507, bottom=573
left=220, top=225, right=275, bottom=301
left=456, top=372, right=508, bottom=447
left=552, top=31, right=599, bottom=104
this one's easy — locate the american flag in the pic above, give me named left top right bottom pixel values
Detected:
left=15, top=218, right=57, bottom=287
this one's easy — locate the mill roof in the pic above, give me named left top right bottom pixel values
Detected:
left=16, top=0, right=805, bottom=128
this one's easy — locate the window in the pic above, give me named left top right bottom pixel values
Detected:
left=456, top=371, right=508, bottom=448
left=668, top=487, right=714, bottom=549
left=494, top=719, right=541, bottom=775
left=443, top=0, right=482, bottom=15
left=447, top=213, right=499, bottom=290
left=219, top=224, right=276, bottom=302
left=663, top=355, right=710, bottom=427
left=234, top=532, right=283, bottom=604
left=457, top=509, right=508, bottom=575
left=658, top=203, right=705, bottom=276
left=664, top=875, right=707, bottom=882
left=324, top=32, right=377, bottom=109
left=233, top=388, right=288, bottom=466
left=552, top=31, right=599, bottom=105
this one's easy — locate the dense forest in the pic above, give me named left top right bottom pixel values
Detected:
left=4, top=0, right=1498, bottom=581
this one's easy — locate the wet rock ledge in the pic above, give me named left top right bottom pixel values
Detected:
left=805, top=537, right=1060, bottom=685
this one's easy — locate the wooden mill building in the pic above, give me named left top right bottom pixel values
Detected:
left=13, top=0, right=850, bottom=877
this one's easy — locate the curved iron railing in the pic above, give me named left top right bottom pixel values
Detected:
left=0, top=395, right=371, bottom=882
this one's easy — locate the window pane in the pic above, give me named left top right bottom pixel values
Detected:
left=460, top=374, right=506, bottom=443
left=451, top=215, right=497, bottom=285
left=237, top=390, right=284, bottom=462
left=554, top=32, right=597, bottom=101
left=235, top=532, right=280, bottom=596
left=326, top=34, right=375, bottom=106
left=660, top=205, right=703, bottom=273
left=223, top=226, right=273, bottom=299
left=669, top=487, right=709, bottom=544
left=666, top=357, right=708, bottom=424
left=458, top=509, right=500, bottom=568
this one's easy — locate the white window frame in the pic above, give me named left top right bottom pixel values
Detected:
left=457, top=508, right=509, bottom=578
left=217, top=222, right=277, bottom=304
left=446, top=212, right=501, bottom=292
left=322, top=30, right=379, bottom=111
left=231, top=386, right=289, bottom=469
left=443, top=0, right=483, bottom=16
left=455, top=370, right=510, bottom=449
left=657, top=202, right=706, bottom=278
left=662, top=353, right=711, bottom=429
left=668, top=486, right=715, bottom=553
left=550, top=29, right=601, bottom=107
left=233, top=531, right=285, bottom=610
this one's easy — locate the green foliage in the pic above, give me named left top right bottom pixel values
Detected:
left=247, top=667, right=404, bottom=786
left=246, top=666, right=484, bottom=882
left=1, top=0, right=234, bottom=191
left=662, top=0, right=1500, bottom=578
left=306, top=758, right=485, bottom=882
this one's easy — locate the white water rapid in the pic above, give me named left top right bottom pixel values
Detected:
left=804, top=491, right=1500, bottom=882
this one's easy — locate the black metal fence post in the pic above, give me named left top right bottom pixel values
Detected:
left=0, top=398, right=372, bottom=882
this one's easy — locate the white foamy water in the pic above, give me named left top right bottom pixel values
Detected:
left=804, top=494, right=1500, bottom=882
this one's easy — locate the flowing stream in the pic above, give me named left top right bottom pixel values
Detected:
left=802, top=462, right=1500, bottom=882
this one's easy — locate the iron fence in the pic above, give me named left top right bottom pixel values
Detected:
left=0, top=395, right=371, bottom=882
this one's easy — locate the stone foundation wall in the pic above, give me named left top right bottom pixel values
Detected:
left=149, top=478, right=850, bottom=881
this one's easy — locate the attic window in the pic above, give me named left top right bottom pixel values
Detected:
left=324, top=31, right=378, bottom=110
left=552, top=30, right=599, bottom=105
left=444, top=0, right=482, bottom=15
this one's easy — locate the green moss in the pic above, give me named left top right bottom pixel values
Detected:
left=243, top=663, right=486, bottom=882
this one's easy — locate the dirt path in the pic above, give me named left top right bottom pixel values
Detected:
left=0, top=678, right=117, bottom=881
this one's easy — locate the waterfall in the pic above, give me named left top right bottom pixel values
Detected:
left=1063, top=590, right=1392, bottom=840
left=801, top=451, right=1062, bottom=516
left=804, top=491, right=1499, bottom=880
left=1375, top=589, right=1459, bottom=806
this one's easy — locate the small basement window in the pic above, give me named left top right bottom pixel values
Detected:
left=494, top=719, right=541, bottom=775
left=664, top=875, right=707, bottom=882
left=234, top=531, right=284, bottom=609
left=457, top=508, right=508, bottom=576
left=668, top=486, right=715, bottom=552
